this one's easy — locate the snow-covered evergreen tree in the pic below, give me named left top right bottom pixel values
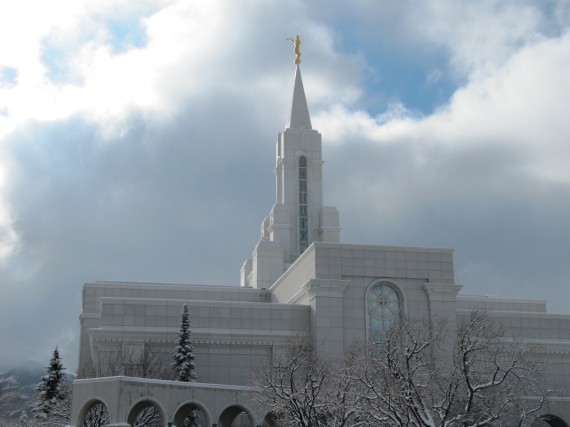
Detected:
left=19, top=410, right=29, bottom=426
left=184, top=409, right=201, bottom=427
left=32, top=347, right=70, bottom=426
left=173, top=304, right=197, bottom=382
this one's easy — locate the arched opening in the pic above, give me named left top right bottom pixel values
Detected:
left=261, top=410, right=283, bottom=427
left=217, top=404, right=254, bottom=427
left=173, top=402, right=210, bottom=427
left=79, top=399, right=110, bottom=427
left=127, top=399, right=165, bottom=427
left=533, top=415, right=570, bottom=427
left=366, top=279, right=402, bottom=342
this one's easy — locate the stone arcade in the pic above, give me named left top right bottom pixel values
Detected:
left=70, top=57, right=570, bottom=426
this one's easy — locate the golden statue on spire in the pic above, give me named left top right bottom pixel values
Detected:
left=293, top=35, right=301, bottom=64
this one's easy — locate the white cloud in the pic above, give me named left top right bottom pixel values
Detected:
left=0, top=0, right=569, bottom=369
left=412, top=0, right=545, bottom=78
left=314, top=17, right=570, bottom=317
left=317, top=30, right=570, bottom=182
left=2, top=3, right=220, bottom=126
left=0, top=187, right=18, bottom=260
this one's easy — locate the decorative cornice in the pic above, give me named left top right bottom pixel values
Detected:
left=80, top=313, right=100, bottom=320
left=73, top=375, right=258, bottom=392
left=285, top=279, right=351, bottom=304
left=424, top=283, right=463, bottom=297
left=89, top=327, right=299, bottom=348
left=304, top=279, right=350, bottom=301
left=499, top=337, right=570, bottom=356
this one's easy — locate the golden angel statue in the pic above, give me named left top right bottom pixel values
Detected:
left=293, top=35, right=301, bottom=64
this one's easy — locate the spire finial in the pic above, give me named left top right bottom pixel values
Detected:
left=286, top=58, right=312, bottom=130
left=293, top=35, right=301, bottom=64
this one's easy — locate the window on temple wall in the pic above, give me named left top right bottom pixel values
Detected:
left=366, top=280, right=401, bottom=341
left=299, top=156, right=308, bottom=253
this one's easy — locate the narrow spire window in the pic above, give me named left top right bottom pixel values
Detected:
left=299, top=156, right=308, bottom=253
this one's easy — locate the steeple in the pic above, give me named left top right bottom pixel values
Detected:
left=240, top=41, right=341, bottom=289
left=286, top=65, right=312, bottom=130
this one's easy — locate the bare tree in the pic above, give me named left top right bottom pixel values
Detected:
left=78, top=344, right=171, bottom=380
left=254, top=332, right=326, bottom=427
left=76, top=345, right=170, bottom=427
left=352, top=311, right=548, bottom=426
left=78, top=393, right=162, bottom=427
left=255, top=313, right=547, bottom=427
left=132, top=405, right=163, bottom=427
left=253, top=332, right=367, bottom=427
left=0, top=379, right=19, bottom=427
left=0, top=377, right=13, bottom=407
left=322, top=349, right=369, bottom=427
left=120, top=345, right=172, bottom=379
left=81, top=401, right=110, bottom=427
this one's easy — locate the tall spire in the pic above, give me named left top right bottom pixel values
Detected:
left=286, top=65, right=312, bottom=130
left=240, top=37, right=340, bottom=289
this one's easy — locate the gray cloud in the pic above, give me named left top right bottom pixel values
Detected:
left=324, top=127, right=570, bottom=311
left=0, top=0, right=569, bottom=370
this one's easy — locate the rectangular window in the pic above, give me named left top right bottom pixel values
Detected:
left=299, top=156, right=309, bottom=254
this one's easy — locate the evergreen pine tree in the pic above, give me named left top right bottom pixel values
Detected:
left=19, top=410, right=29, bottom=426
left=173, top=304, right=197, bottom=382
left=32, top=347, right=70, bottom=425
left=184, top=410, right=201, bottom=427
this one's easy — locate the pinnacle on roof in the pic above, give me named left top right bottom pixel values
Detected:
left=286, top=65, right=312, bottom=130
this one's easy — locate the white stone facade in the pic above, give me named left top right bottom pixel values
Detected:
left=70, top=64, right=570, bottom=427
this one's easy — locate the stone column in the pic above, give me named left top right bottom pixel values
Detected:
left=424, top=283, right=463, bottom=354
left=304, top=279, right=350, bottom=356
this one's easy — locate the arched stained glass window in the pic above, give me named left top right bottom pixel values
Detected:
left=367, top=281, right=401, bottom=340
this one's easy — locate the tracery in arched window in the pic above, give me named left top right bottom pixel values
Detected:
left=367, top=281, right=401, bottom=340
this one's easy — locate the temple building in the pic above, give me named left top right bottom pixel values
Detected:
left=70, top=50, right=570, bottom=426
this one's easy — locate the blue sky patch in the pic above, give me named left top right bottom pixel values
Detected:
left=0, top=67, right=18, bottom=87
left=334, top=26, right=458, bottom=116
left=362, top=49, right=457, bottom=117
left=40, top=42, right=69, bottom=83
left=106, top=18, right=148, bottom=54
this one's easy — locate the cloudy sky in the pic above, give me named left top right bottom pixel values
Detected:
left=1, top=0, right=569, bottom=370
